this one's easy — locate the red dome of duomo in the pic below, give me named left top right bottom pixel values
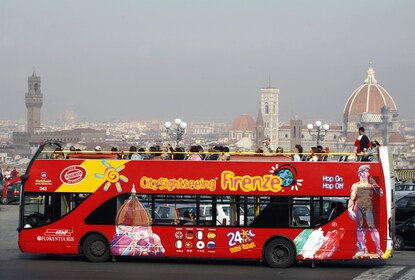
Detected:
left=344, top=66, right=397, bottom=116
left=230, top=114, right=256, bottom=131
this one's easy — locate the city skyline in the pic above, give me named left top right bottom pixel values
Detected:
left=1, top=1, right=414, bottom=123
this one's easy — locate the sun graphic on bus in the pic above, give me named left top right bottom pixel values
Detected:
left=269, top=164, right=304, bottom=191
left=94, top=160, right=129, bottom=192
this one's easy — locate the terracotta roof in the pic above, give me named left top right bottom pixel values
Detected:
left=230, top=114, right=256, bottom=131
left=344, top=66, right=397, bottom=116
left=389, top=132, right=406, bottom=143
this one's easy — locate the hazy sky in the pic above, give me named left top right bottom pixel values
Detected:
left=1, top=0, right=414, bottom=124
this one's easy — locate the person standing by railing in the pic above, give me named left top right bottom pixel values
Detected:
left=355, top=127, right=370, bottom=161
left=366, top=140, right=381, bottom=162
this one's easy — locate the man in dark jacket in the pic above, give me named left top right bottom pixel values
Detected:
left=355, top=127, right=370, bottom=161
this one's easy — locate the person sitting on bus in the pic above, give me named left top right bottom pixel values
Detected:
left=129, top=146, right=144, bottom=160
left=181, top=210, right=195, bottom=225
left=153, top=151, right=164, bottom=160
left=308, top=147, right=319, bottom=162
left=143, top=146, right=157, bottom=160
left=295, top=144, right=304, bottom=161
left=320, top=147, right=330, bottom=161
left=206, top=146, right=222, bottom=160
left=223, top=146, right=231, bottom=161
left=292, top=147, right=301, bottom=162
left=54, top=148, right=65, bottom=159
left=110, top=147, right=123, bottom=159
left=66, top=146, right=76, bottom=159
left=173, top=147, right=186, bottom=160
left=188, top=145, right=203, bottom=160
left=329, top=202, right=346, bottom=220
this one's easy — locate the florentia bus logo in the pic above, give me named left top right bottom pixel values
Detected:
left=60, top=165, right=87, bottom=185
left=38, top=229, right=75, bottom=242
left=45, top=229, right=74, bottom=237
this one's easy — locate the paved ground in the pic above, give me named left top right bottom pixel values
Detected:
left=0, top=204, right=19, bottom=257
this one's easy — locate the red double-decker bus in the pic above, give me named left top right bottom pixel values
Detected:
left=17, top=142, right=394, bottom=268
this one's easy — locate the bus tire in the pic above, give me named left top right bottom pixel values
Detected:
left=394, top=235, right=404, bottom=250
left=83, top=234, right=111, bottom=262
left=264, top=238, right=296, bottom=268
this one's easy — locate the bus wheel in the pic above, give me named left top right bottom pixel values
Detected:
left=394, top=235, right=404, bottom=250
left=264, top=238, right=295, bottom=268
left=83, top=234, right=111, bottom=262
left=1, top=197, right=8, bottom=205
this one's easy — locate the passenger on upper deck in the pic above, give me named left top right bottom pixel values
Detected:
left=309, top=147, right=319, bottom=162
left=138, top=148, right=146, bottom=159
left=129, top=146, right=143, bottom=160
left=197, top=145, right=206, bottom=160
left=173, top=147, right=186, bottom=160
left=111, top=147, right=123, bottom=159
left=320, top=146, right=329, bottom=161
left=223, top=146, right=231, bottom=161
left=54, top=148, right=65, bottom=159
left=94, top=146, right=103, bottom=154
left=206, top=146, right=222, bottom=160
left=188, top=145, right=203, bottom=161
left=66, top=146, right=76, bottom=159
left=292, top=147, right=301, bottom=162
left=262, top=137, right=273, bottom=153
left=145, top=146, right=156, bottom=160
left=366, top=140, right=380, bottom=162
left=355, top=127, right=370, bottom=161
left=295, top=144, right=304, bottom=161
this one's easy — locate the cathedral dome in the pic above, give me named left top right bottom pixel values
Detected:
left=343, top=66, right=397, bottom=116
left=116, top=186, right=151, bottom=226
left=230, top=114, right=256, bottom=131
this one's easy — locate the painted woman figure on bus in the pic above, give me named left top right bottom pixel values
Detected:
left=348, top=165, right=384, bottom=259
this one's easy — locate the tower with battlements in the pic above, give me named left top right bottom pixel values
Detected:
left=25, top=70, right=43, bottom=134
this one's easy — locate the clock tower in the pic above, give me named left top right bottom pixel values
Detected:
left=25, top=69, right=43, bottom=134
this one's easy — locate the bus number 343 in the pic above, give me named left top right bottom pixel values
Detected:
left=39, top=186, right=48, bottom=191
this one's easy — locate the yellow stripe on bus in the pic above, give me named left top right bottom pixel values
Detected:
left=55, top=160, right=130, bottom=193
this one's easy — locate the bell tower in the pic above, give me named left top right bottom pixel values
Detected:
left=25, top=69, right=43, bottom=134
left=257, top=85, right=280, bottom=150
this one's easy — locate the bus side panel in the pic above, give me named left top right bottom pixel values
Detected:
left=19, top=157, right=391, bottom=261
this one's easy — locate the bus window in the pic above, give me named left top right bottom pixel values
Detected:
left=216, top=196, right=244, bottom=226
left=246, top=196, right=269, bottom=226
left=249, top=197, right=290, bottom=228
left=311, top=197, right=348, bottom=226
left=36, top=143, right=62, bottom=159
left=23, top=192, right=91, bottom=228
left=291, top=197, right=311, bottom=227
